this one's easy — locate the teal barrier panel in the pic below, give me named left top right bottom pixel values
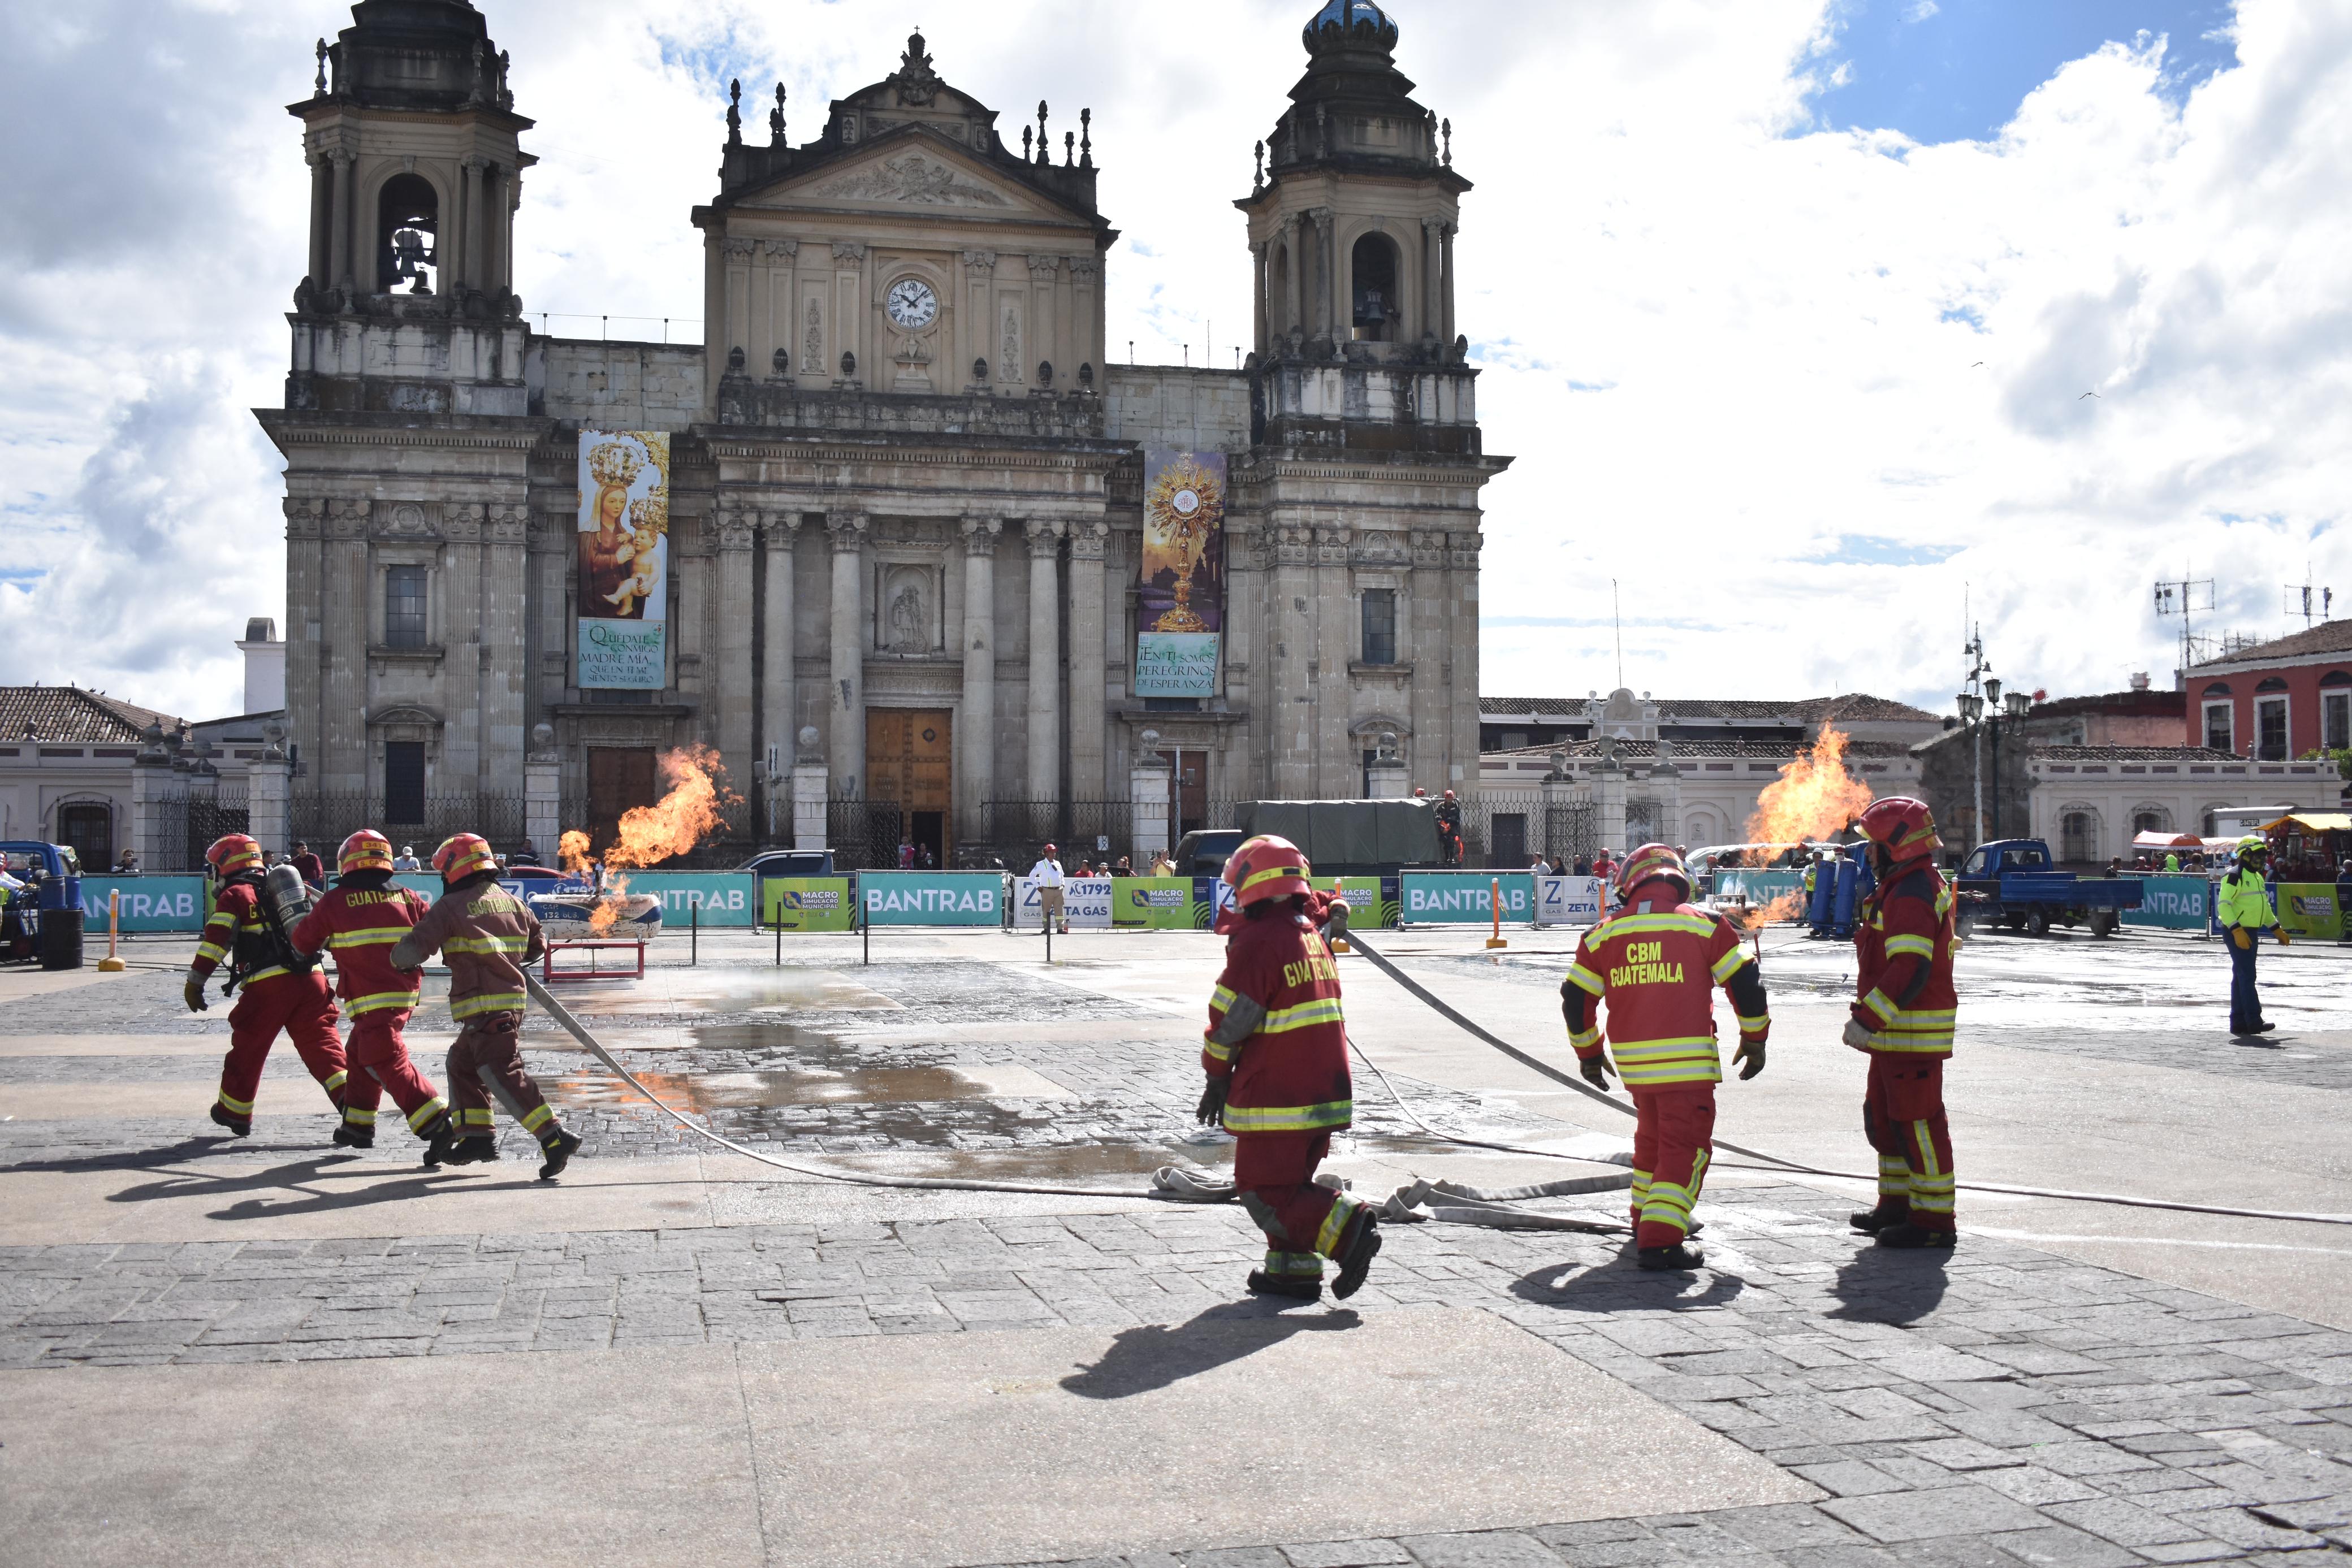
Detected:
left=862, top=870, right=1006, bottom=926
left=1399, top=871, right=1537, bottom=925
left=611, top=872, right=756, bottom=927
left=77, top=876, right=208, bottom=933
left=1714, top=868, right=1803, bottom=906
left=2122, top=874, right=2211, bottom=930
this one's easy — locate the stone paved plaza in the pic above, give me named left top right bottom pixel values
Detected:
left=2, top=925, right=2350, bottom=1566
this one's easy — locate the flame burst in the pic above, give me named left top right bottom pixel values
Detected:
left=559, top=746, right=740, bottom=937
left=1744, top=726, right=1875, bottom=852
left=558, top=830, right=592, bottom=874
left=1726, top=889, right=1805, bottom=934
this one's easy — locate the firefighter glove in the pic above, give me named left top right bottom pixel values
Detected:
left=1733, top=1039, right=1767, bottom=1080
left=182, top=974, right=209, bottom=1013
left=1841, top=1016, right=1875, bottom=1051
left=1325, top=899, right=1350, bottom=939
left=1579, top=1054, right=1615, bottom=1090
left=2231, top=926, right=2252, bottom=950
left=1195, top=1077, right=1228, bottom=1126
left=2278, top=929, right=2290, bottom=946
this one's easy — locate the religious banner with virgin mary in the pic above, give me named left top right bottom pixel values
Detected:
left=1135, top=447, right=1226, bottom=698
left=576, top=430, right=671, bottom=690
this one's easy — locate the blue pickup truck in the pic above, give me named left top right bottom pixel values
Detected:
left=1955, top=838, right=2143, bottom=937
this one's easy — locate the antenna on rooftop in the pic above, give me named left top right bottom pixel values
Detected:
left=2285, top=565, right=2333, bottom=629
left=2154, top=571, right=2217, bottom=672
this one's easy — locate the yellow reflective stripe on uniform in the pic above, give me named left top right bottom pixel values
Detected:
left=1883, top=934, right=1935, bottom=960
left=1709, top=948, right=1746, bottom=983
left=217, top=1089, right=255, bottom=1115
left=1238, top=863, right=1305, bottom=894
left=1201, top=1034, right=1234, bottom=1064
left=328, top=929, right=408, bottom=948
left=1860, top=988, right=1898, bottom=1024
left=1735, top=1011, right=1768, bottom=1032
left=1222, top=1099, right=1353, bottom=1133
left=195, top=942, right=230, bottom=964
left=1609, top=1036, right=1721, bottom=1085
left=345, top=991, right=418, bottom=1015
left=1565, top=963, right=1605, bottom=996
left=1210, top=985, right=1241, bottom=1013
left=240, top=965, right=291, bottom=985
left=407, top=1097, right=449, bottom=1132
left=460, top=1107, right=495, bottom=1127
left=449, top=993, right=527, bottom=1019
left=1568, top=1026, right=1601, bottom=1050
left=1260, top=997, right=1343, bottom=1034
left=1601, top=912, right=1717, bottom=938
left=342, top=1106, right=379, bottom=1125
left=443, top=936, right=531, bottom=955
left=521, top=1104, right=554, bottom=1133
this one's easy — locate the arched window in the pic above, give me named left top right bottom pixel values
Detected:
left=2130, top=804, right=2172, bottom=837
left=376, top=173, right=440, bottom=296
left=2060, top=806, right=2102, bottom=864
left=2255, top=676, right=2289, bottom=692
left=2203, top=682, right=2232, bottom=696
left=56, top=802, right=112, bottom=871
left=1350, top=232, right=1401, bottom=342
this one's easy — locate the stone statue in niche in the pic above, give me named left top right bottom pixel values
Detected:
left=887, top=577, right=927, bottom=653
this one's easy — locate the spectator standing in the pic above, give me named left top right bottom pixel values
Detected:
left=290, top=841, right=326, bottom=887
left=1148, top=850, right=1178, bottom=877
left=1028, top=843, right=1068, bottom=934
left=898, top=838, right=916, bottom=870
left=112, top=850, right=141, bottom=876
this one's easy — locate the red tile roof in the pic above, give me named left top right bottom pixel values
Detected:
left=0, top=687, right=181, bottom=746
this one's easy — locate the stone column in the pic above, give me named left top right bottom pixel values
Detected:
left=462, top=156, right=490, bottom=292
left=792, top=727, right=829, bottom=850
left=247, top=759, right=291, bottom=860
left=1421, top=216, right=1444, bottom=343
left=826, top=512, right=867, bottom=799
left=1315, top=525, right=1351, bottom=796
left=716, top=506, right=757, bottom=789
left=483, top=504, right=528, bottom=789
left=1067, top=519, right=1108, bottom=803
left=1596, top=746, right=1627, bottom=860
left=1250, top=241, right=1269, bottom=356
left=129, top=751, right=176, bottom=873
left=1440, top=222, right=1457, bottom=345
left=324, top=501, right=368, bottom=794
left=328, top=150, right=354, bottom=294
left=307, top=153, right=332, bottom=284
left=1309, top=209, right=1336, bottom=342
left=762, top=510, right=800, bottom=823
left=1649, top=744, right=1683, bottom=848
left=1130, top=734, right=1174, bottom=861
left=959, top=518, right=1000, bottom=837
left=1279, top=216, right=1303, bottom=341
left=1024, top=519, right=1062, bottom=802
left=525, top=725, right=561, bottom=856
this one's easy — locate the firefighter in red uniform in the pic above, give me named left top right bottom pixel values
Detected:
left=391, top=834, right=582, bottom=1180
left=289, top=830, right=457, bottom=1162
left=184, top=834, right=349, bottom=1136
left=1197, top=834, right=1381, bottom=1302
left=1561, top=843, right=1768, bottom=1271
left=1844, top=798, right=1960, bottom=1248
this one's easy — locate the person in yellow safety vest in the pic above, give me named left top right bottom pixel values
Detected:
left=2217, top=835, right=2285, bottom=1037
left=2164, top=851, right=2181, bottom=874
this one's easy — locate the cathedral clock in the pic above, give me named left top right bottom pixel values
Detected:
left=885, top=278, right=939, bottom=330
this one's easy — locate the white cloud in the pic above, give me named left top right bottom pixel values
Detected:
left=1905, top=1, right=1941, bottom=23
left=5, top=0, right=2351, bottom=726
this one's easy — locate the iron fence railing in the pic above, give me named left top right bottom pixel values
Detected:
left=1451, top=792, right=1598, bottom=870
left=976, top=801, right=1134, bottom=870
left=149, top=787, right=251, bottom=873
left=289, top=794, right=529, bottom=858
left=827, top=800, right=904, bottom=871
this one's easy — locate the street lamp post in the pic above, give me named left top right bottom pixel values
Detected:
left=1984, top=678, right=2004, bottom=839
left=1957, top=688, right=1985, bottom=849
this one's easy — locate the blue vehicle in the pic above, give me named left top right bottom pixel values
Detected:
left=0, top=841, right=85, bottom=968
left=1955, top=838, right=2142, bottom=937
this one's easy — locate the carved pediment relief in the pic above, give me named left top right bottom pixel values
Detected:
left=813, top=151, right=1010, bottom=209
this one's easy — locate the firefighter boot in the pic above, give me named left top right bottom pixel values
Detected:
left=208, top=1102, right=252, bottom=1138
left=1638, top=1242, right=1707, bottom=1272
left=1331, top=1211, right=1382, bottom=1301
left=537, top=1127, right=583, bottom=1183
left=442, top=1136, right=500, bottom=1166
left=1874, top=1223, right=1957, bottom=1250
left=1850, top=1203, right=1908, bottom=1235
left=420, top=1113, right=460, bottom=1169
left=1246, top=1270, right=1323, bottom=1302
left=331, top=1121, right=375, bottom=1150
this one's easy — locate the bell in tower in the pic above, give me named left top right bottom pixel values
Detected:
left=290, top=0, right=535, bottom=318
left=1236, top=0, right=1469, bottom=363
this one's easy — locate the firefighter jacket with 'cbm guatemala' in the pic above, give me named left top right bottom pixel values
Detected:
left=191, top=878, right=313, bottom=993
left=290, top=882, right=431, bottom=1017
left=1201, top=905, right=1351, bottom=1134
left=1564, top=902, right=1766, bottom=1085
left=390, top=877, right=545, bottom=1021
left=1851, top=861, right=1959, bottom=1055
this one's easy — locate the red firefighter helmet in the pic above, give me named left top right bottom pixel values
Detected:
left=1614, top=842, right=1693, bottom=903
left=1854, top=796, right=1941, bottom=865
left=1041, top=842, right=1058, bottom=857
left=431, top=833, right=499, bottom=885
left=1442, top=789, right=1456, bottom=800
left=205, top=834, right=262, bottom=877
left=1221, top=834, right=1313, bottom=908
left=338, top=830, right=394, bottom=876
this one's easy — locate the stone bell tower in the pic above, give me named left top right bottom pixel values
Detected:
left=284, top=0, right=535, bottom=414
left=1237, top=0, right=1469, bottom=366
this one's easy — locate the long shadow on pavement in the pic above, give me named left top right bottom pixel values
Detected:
left=1061, top=1301, right=1364, bottom=1400
left=1508, top=1249, right=1748, bottom=1313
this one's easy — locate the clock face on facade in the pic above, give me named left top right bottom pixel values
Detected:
left=885, top=278, right=939, bottom=330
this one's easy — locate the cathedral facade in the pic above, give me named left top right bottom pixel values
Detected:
left=260, top=0, right=1508, bottom=863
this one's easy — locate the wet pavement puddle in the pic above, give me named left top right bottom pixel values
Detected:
left=545, top=1060, right=1074, bottom=1112
left=551, top=969, right=901, bottom=1016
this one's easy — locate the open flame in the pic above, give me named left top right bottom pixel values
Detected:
left=1726, top=889, right=1805, bottom=933
left=1744, top=725, right=1874, bottom=853
left=557, top=746, right=740, bottom=938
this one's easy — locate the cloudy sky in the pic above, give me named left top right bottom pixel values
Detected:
left=3, top=0, right=2348, bottom=722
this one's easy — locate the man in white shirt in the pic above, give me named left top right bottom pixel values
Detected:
left=1028, top=842, right=1067, bottom=934
left=392, top=846, right=422, bottom=872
